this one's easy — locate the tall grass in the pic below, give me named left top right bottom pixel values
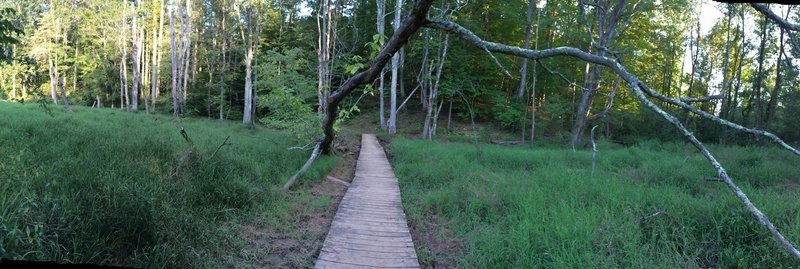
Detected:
left=0, top=102, right=334, bottom=267
left=391, top=137, right=800, bottom=268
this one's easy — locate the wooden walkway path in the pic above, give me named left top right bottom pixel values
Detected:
left=315, top=134, right=420, bottom=269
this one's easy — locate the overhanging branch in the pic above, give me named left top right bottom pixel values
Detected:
left=425, top=19, right=800, bottom=260
left=751, top=4, right=800, bottom=32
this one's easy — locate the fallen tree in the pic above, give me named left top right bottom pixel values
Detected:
left=424, top=19, right=800, bottom=259
left=283, top=0, right=800, bottom=260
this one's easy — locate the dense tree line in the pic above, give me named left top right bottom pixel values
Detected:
left=0, top=0, right=798, bottom=146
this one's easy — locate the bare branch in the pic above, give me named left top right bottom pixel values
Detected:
left=425, top=19, right=800, bottom=260
left=680, top=94, right=723, bottom=103
left=207, top=136, right=232, bottom=161
left=283, top=140, right=323, bottom=191
left=483, top=47, right=513, bottom=78
left=537, top=60, right=592, bottom=92
left=638, top=85, right=800, bottom=157
left=587, top=75, right=621, bottom=122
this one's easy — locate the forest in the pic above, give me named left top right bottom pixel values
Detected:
left=1, top=0, right=800, bottom=267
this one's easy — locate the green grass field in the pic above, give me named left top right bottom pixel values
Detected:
left=0, top=102, right=334, bottom=268
left=391, top=137, right=800, bottom=268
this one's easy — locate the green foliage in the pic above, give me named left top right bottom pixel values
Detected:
left=255, top=48, right=320, bottom=141
left=0, top=8, right=21, bottom=40
left=391, top=137, right=800, bottom=268
left=0, top=102, right=334, bottom=267
left=260, top=87, right=320, bottom=141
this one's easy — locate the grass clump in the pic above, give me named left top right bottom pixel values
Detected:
left=0, top=102, right=334, bottom=267
left=391, top=137, right=800, bottom=268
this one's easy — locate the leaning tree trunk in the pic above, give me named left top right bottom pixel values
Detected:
left=425, top=18, right=800, bottom=260
left=288, top=3, right=800, bottom=260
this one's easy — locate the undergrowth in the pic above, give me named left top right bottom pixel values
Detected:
left=391, top=137, right=800, bottom=268
left=0, top=102, right=334, bottom=268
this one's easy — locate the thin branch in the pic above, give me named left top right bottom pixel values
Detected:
left=680, top=94, right=723, bottom=103
left=396, top=84, right=421, bottom=113
left=283, top=139, right=323, bottom=191
left=587, top=75, right=621, bottom=122
left=207, top=136, right=232, bottom=161
left=537, top=60, right=592, bottom=92
left=591, top=125, right=599, bottom=176
left=639, top=85, right=800, bottom=157
left=425, top=19, right=800, bottom=260
left=483, top=47, right=512, bottom=78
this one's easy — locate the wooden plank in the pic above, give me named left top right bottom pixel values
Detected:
left=316, top=134, right=420, bottom=268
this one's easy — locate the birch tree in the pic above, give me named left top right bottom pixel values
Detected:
left=131, top=1, right=141, bottom=112
left=316, top=0, right=338, bottom=115
left=377, top=0, right=387, bottom=130
left=241, top=3, right=261, bottom=127
left=388, top=0, right=403, bottom=134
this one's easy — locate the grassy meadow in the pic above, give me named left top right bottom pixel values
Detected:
left=391, top=137, right=800, bottom=268
left=0, top=102, right=335, bottom=268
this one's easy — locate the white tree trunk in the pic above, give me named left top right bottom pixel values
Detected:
left=388, top=0, right=403, bottom=134
left=377, top=0, right=387, bottom=130
left=316, top=0, right=336, bottom=116
left=131, top=2, right=140, bottom=111
left=169, top=5, right=179, bottom=116
left=49, top=57, right=58, bottom=105
left=242, top=7, right=256, bottom=127
left=516, top=0, right=535, bottom=99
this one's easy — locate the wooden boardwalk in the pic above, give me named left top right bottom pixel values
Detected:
left=315, top=134, right=420, bottom=269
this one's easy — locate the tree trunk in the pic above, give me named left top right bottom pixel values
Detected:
left=151, top=0, right=163, bottom=110
left=243, top=6, right=257, bottom=127
left=531, top=6, right=541, bottom=142
left=388, top=0, right=403, bottom=134
left=316, top=0, right=337, bottom=116
left=765, top=7, right=790, bottom=129
left=730, top=8, right=746, bottom=119
left=719, top=5, right=733, bottom=119
left=753, top=14, right=768, bottom=130
left=516, top=0, right=535, bottom=99
left=377, top=0, right=387, bottom=130
left=131, top=2, right=140, bottom=111
left=49, top=57, right=58, bottom=105
left=180, top=0, right=192, bottom=114
left=570, top=0, right=626, bottom=148
left=169, top=5, right=179, bottom=116
left=425, top=34, right=448, bottom=139
left=58, top=77, right=72, bottom=112
left=219, top=6, right=227, bottom=120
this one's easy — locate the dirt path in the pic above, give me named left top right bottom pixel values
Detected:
left=315, top=134, right=420, bottom=268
